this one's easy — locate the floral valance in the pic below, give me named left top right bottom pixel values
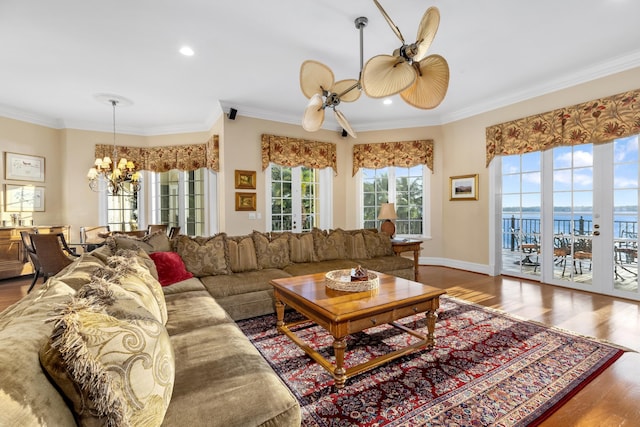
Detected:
left=352, top=140, right=434, bottom=176
left=261, top=134, right=337, bottom=173
left=486, top=88, right=640, bottom=166
left=95, top=135, right=219, bottom=172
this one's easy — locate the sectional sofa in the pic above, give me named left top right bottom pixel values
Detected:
left=0, top=228, right=414, bottom=426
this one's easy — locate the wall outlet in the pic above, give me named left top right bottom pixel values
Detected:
left=248, top=212, right=256, bottom=220
left=257, top=212, right=262, bottom=219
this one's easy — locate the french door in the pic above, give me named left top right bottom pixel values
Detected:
left=268, top=164, right=320, bottom=233
left=500, top=135, right=639, bottom=300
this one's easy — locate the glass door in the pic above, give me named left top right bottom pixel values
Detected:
left=499, top=135, right=640, bottom=301
left=269, top=165, right=319, bottom=233
left=501, top=152, right=542, bottom=278
left=612, top=136, right=639, bottom=296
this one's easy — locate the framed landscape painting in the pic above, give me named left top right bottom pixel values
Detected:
left=235, top=170, right=256, bottom=189
left=4, top=152, right=45, bottom=182
left=449, top=174, right=478, bottom=201
left=235, top=192, right=256, bottom=211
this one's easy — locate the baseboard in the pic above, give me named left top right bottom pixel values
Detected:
left=419, top=256, right=491, bottom=275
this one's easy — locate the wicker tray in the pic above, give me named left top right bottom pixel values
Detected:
left=325, top=269, right=379, bottom=292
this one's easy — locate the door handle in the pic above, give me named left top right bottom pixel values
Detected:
left=593, top=231, right=600, bottom=236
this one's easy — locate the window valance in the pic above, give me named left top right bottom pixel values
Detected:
left=486, top=88, right=640, bottom=166
left=261, top=134, right=337, bottom=173
left=352, top=140, right=434, bottom=176
left=95, top=135, right=220, bottom=172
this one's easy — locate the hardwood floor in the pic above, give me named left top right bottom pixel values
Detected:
left=1, top=266, right=639, bottom=426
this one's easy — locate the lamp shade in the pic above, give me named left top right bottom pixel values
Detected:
left=377, top=203, right=397, bottom=220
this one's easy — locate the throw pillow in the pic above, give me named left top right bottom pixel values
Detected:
left=344, top=230, right=369, bottom=259
left=54, top=253, right=107, bottom=291
left=288, top=232, right=316, bottom=263
left=363, top=229, right=394, bottom=258
left=313, top=228, right=347, bottom=261
left=173, top=234, right=230, bottom=277
left=226, top=235, right=258, bottom=272
left=98, top=251, right=168, bottom=325
left=252, top=231, right=290, bottom=269
left=149, top=252, right=194, bottom=286
left=106, top=230, right=172, bottom=254
left=39, top=298, right=174, bottom=427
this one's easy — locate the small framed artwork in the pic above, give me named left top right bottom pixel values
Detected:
left=5, top=184, right=45, bottom=211
left=449, top=174, right=478, bottom=201
left=235, top=192, right=256, bottom=211
left=5, top=152, right=45, bottom=182
left=235, top=170, right=256, bottom=189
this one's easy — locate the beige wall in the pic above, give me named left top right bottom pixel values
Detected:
left=1, top=66, right=640, bottom=268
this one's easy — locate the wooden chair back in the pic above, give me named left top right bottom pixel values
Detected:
left=29, top=233, right=78, bottom=284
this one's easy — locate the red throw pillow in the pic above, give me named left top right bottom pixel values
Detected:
left=148, top=252, right=194, bottom=286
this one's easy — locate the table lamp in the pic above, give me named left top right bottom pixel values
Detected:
left=378, top=203, right=397, bottom=237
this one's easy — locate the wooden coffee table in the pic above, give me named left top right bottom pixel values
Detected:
left=270, top=271, right=446, bottom=388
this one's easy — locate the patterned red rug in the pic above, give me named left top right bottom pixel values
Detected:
left=238, top=296, right=625, bottom=426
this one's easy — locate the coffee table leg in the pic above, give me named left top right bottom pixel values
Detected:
left=275, top=299, right=285, bottom=329
left=333, top=338, right=347, bottom=389
left=425, top=309, right=438, bottom=348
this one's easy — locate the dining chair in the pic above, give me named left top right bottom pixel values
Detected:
left=28, top=233, right=79, bottom=292
left=147, top=224, right=168, bottom=235
left=168, top=226, right=181, bottom=239
left=79, top=225, right=111, bottom=251
left=20, top=230, right=42, bottom=292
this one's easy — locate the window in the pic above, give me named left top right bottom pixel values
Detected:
left=151, top=169, right=210, bottom=236
left=361, top=165, right=428, bottom=236
left=106, top=182, right=140, bottom=232
left=267, top=164, right=332, bottom=232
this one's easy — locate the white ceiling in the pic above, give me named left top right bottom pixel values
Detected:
left=1, top=0, right=640, bottom=136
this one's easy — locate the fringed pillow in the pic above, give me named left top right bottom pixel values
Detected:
left=94, top=251, right=168, bottom=325
left=39, top=297, right=174, bottom=427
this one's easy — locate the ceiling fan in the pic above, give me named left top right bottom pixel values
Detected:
left=300, top=16, right=368, bottom=138
left=362, top=0, right=449, bottom=109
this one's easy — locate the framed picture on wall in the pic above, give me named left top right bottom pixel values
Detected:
left=4, top=152, right=45, bottom=182
left=449, top=174, right=478, bottom=201
left=235, top=170, right=256, bottom=189
left=4, top=184, right=45, bottom=212
left=235, top=192, right=256, bottom=211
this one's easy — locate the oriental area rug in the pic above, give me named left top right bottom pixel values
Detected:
left=237, top=295, right=625, bottom=427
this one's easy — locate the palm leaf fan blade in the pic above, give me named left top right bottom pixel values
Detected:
left=373, top=0, right=404, bottom=43
left=300, top=60, right=335, bottom=99
left=302, top=94, right=325, bottom=132
left=333, top=79, right=361, bottom=103
left=400, top=54, right=449, bottom=109
left=335, top=110, right=357, bottom=138
left=362, top=55, right=416, bottom=98
left=414, top=7, right=440, bottom=62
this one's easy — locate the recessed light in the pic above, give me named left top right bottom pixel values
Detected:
left=383, top=99, right=392, bottom=105
left=179, top=46, right=194, bottom=56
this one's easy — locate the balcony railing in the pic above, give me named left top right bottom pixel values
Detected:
left=501, top=215, right=638, bottom=250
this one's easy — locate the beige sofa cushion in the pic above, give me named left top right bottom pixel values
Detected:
left=313, top=228, right=347, bottom=261
left=40, top=297, right=174, bottom=427
left=227, top=235, right=258, bottom=272
left=174, top=234, right=230, bottom=277
left=252, top=231, right=290, bottom=269
left=0, top=280, right=77, bottom=427
left=107, top=230, right=172, bottom=254
left=288, top=232, right=316, bottom=263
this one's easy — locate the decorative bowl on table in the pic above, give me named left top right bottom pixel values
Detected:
left=325, top=268, right=379, bottom=292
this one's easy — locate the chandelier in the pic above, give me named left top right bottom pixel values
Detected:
left=86, top=98, right=140, bottom=195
